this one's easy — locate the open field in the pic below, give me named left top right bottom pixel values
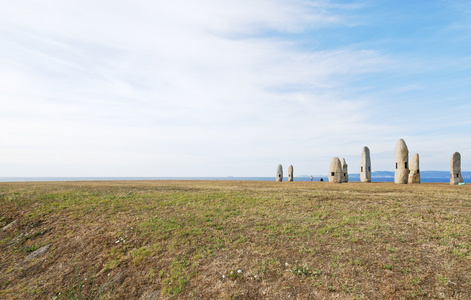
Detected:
left=1, top=180, right=470, bottom=299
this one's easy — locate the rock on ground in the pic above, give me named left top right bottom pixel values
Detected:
left=2, top=220, right=18, bottom=232
left=23, top=244, right=52, bottom=263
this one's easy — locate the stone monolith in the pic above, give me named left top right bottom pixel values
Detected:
left=450, top=152, right=464, bottom=185
left=341, top=158, right=348, bottom=183
left=288, top=165, right=294, bottom=182
left=329, top=157, right=343, bottom=183
left=276, top=164, right=283, bottom=182
left=408, top=153, right=420, bottom=184
left=394, top=139, right=409, bottom=184
left=360, top=146, right=371, bottom=182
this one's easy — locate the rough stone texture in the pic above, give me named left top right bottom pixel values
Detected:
left=328, top=157, right=343, bottom=183
left=360, top=146, right=371, bottom=183
left=140, top=290, right=161, bottom=300
left=394, top=139, right=409, bottom=184
left=341, top=158, right=348, bottom=183
left=276, top=164, right=283, bottom=182
left=2, top=220, right=17, bottom=232
left=288, top=165, right=294, bottom=182
left=23, top=244, right=52, bottom=263
left=408, top=153, right=420, bottom=184
left=98, top=268, right=128, bottom=294
left=450, top=152, right=464, bottom=185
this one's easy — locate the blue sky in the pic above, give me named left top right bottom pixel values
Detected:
left=1, top=0, right=470, bottom=177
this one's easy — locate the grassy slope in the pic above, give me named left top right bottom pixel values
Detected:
left=0, top=181, right=470, bottom=299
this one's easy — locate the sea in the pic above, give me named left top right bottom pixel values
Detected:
left=0, top=175, right=470, bottom=183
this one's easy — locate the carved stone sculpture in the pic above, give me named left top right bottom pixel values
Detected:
left=288, top=165, right=294, bottom=182
left=341, top=158, right=348, bottom=183
left=394, top=139, right=409, bottom=184
left=408, top=153, right=420, bottom=184
left=276, top=164, right=283, bottom=182
left=450, top=152, right=464, bottom=185
left=360, top=146, right=371, bottom=182
left=329, top=157, right=343, bottom=183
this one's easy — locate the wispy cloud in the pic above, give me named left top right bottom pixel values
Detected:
left=0, top=1, right=470, bottom=176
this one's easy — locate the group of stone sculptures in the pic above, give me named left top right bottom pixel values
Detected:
left=393, top=138, right=420, bottom=184
left=327, top=157, right=348, bottom=183
left=392, top=138, right=463, bottom=185
left=275, top=164, right=294, bottom=182
left=328, top=146, right=371, bottom=184
left=277, top=138, right=465, bottom=185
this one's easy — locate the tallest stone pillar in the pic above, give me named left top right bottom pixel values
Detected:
left=394, top=139, right=409, bottom=184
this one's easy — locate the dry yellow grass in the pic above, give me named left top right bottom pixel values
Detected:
left=1, top=180, right=470, bottom=299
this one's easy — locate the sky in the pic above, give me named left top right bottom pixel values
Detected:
left=1, top=0, right=471, bottom=177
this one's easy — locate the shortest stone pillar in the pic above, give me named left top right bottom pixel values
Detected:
left=276, top=164, right=283, bottom=182
left=328, top=157, right=343, bottom=183
left=450, top=152, right=464, bottom=185
left=408, top=153, right=420, bottom=184
left=288, top=165, right=294, bottom=182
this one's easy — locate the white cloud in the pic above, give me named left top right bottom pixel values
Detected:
left=2, top=1, right=469, bottom=177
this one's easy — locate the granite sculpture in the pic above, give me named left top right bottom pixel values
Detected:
left=408, top=153, right=420, bottom=184
left=341, top=158, right=348, bottom=183
left=360, top=146, right=371, bottom=183
left=276, top=164, right=283, bottom=182
left=329, top=157, right=343, bottom=183
left=450, top=152, right=464, bottom=185
left=288, top=165, right=294, bottom=182
left=394, top=139, right=409, bottom=184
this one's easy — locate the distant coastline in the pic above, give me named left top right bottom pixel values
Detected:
left=1, top=171, right=470, bottom=183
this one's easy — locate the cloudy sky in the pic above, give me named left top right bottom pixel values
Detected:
left=1, top=1, right=471, bottom=177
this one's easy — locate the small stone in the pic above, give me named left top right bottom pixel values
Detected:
left=2, top=220, right=18, bottom=232
left=360, top=146, right=371, bottom=183
left=328, top=157, right=343, bottom=183
left=450, top=152, right=464, bottom=185
left=288, top=165, right=294, bottom=182
left=23, top=244, right=52, bottom=263
left=276, top=164, right=283, bottom=182
left=139, top=290, right=161, bottom=300
left=394, top=139, right=409, bottom=184
left=408, top=153, right=420, bottom=184
left=98, top=268, right=127, bottom=294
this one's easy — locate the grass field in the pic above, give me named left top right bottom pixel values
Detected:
left=1, top=180, right=470, bottom=299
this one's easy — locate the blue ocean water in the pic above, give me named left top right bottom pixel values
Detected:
left=0, top=176, right=469, bottom=183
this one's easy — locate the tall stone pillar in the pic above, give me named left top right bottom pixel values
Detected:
left=360, top=146, right=371, bottom=182
left=288, top=165, right=294, bottom=182
left=408, top=153, right=420, bottom=184
left=341, top=158, right=348, bottom=183
left=276, top=164, right=283, bottom=182
left=329, top=157, right=343, bottom=183
left=450, top=152, right=464, bottom=185
left=394, top=139, right=409, bottom=184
